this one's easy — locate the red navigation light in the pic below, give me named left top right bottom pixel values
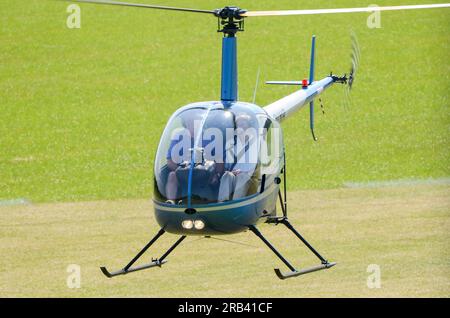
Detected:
left=302, top=79, right=308, bottom=89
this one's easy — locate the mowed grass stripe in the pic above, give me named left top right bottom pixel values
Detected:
left=0, top=184, right=448, bottom=297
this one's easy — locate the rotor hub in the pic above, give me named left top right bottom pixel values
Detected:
left=214, top=6, right=247, bottom=19
left=214, top=6, right=247, bottom=36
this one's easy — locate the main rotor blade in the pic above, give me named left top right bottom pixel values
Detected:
left=65, top=0, right=215, bottom=15
left=242, top=3, right=450, bottom=17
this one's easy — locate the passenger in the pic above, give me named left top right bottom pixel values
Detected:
left=218, top=114, right=257, bottom=202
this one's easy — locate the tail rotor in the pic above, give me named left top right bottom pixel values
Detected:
left=348, top=31, right=360, bottom=91
left=333, top=31, right=360, bottom=109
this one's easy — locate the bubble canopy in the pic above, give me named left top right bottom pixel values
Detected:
left=153, top=101, right=283, bottom=206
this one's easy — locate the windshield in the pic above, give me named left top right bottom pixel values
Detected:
left=154, top=102, right=279, bottom=206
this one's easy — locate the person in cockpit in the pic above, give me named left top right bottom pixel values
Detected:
left=218, top=113, right=258, bottom=202
left=165, top=111, right=223, bottom=204
left=165, top=111, right=202, bottom=204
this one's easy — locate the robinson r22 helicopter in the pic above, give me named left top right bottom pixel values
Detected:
left=67, top=1, right=450, bottom=280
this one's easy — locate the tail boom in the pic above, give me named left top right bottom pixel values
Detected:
left=263, top=76, right=334, bottom=122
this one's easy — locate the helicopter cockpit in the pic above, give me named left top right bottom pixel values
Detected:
left=153, top=101, right=283, bottom=206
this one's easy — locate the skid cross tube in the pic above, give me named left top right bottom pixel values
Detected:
left=100, top=229, right=186, bottom=278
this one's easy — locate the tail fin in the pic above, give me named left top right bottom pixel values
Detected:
left=309, top=35, right=316, bottom=85
left=264, top=35, right=326, bottom=140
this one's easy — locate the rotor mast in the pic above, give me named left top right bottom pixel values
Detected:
left=215, top=7, right=246, bottom=104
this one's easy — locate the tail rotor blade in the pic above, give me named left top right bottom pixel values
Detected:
left=343, top=31, right=360, bottom=109
left=343, top=83, right=351, bottom=111
left=348, top=31, right=360, bottom=90
left=351, top=33, right=361, bottom=67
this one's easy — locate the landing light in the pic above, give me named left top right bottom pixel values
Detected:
left=194, top=220, right=205, bottom=230
left=181, top=220, right=194, bottom=229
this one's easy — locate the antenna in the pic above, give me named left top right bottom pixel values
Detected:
left=252, top=67, right=261, bottom=104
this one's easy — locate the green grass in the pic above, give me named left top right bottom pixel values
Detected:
left=0, top=0, right=449, bottom=203
left=1, top=185, right=448, bottom=297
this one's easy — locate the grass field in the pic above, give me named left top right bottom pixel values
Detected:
left=1, top=0, right=449, bottom=202
left=1, top=184, right=448, bottom=297
left=0, top=0, right=449, bottom=297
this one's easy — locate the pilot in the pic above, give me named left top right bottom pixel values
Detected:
left=218, top=113, right=257, bottom=202
left=165, top=110, right=222, bottom=204
left=165, top=111, right=202, bottom=204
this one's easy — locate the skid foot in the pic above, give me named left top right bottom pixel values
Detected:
left=274, top=262, right=336, bottom=280
left=100, top=260, right=168, bottom=278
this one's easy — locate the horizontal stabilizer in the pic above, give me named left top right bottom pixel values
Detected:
left=266, top=81, right=304, bottom=86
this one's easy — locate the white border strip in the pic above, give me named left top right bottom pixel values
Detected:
left=343, top=178, right=450, bottom=188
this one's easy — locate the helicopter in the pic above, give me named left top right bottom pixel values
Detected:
left=66, top=1, right=450, bottom=280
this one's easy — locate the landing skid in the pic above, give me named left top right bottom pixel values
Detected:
left=249, top=219, right=335, bottom=280
left=100, top=228, right=186, bottom=278
left=101, top=162, right=334, bottom=279
left=248, top=158, right=336, bottom=280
